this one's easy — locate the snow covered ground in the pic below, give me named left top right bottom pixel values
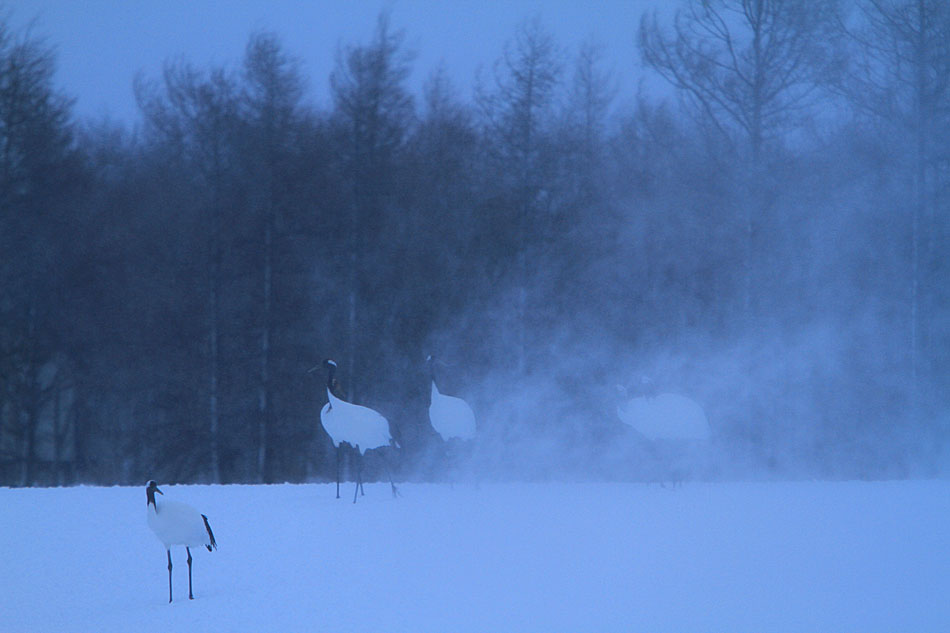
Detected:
left=1, top=480, right=948, bottom=632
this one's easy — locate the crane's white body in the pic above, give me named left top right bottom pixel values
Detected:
left=145, top=481, right=215, bottom=602
left=321, top=388, right=393, bottom=455
left=428, top=382, right=476, bottom=441
left=147, top=498, right=214, bottom=549
left=617, top=392, right=710, bottom=441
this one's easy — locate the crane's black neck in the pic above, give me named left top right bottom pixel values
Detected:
left=146, top=485, right=157, bottom=509
left=326, top=363, right=336, bottom=391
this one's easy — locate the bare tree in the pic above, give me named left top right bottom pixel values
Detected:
left=329, top=12, right=414, bottom=402
left=136, top=62, right=241, bottom=483
left=241, top=31, right=306, bottom=482
left=836, top=0, right=950, bottom=413
left=563, top=38, right=617, bottom=204
left=0, top=16, right=80, bottom=485
left=639, top=0, right=839, bottom=312
left=476, top=17, right=563, bottom=379
left=639, top=0, right=839, bottom=161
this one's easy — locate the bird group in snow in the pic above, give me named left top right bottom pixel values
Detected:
left=146, top=355, right=479, bottom=602
left=145, top=362, right=713, bottom=603
left=315, top=356, right=478, bottom=502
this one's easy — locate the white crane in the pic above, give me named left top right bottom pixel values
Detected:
left=616, top=380, right=710, bottom=441
left=317, top=359, right=398, bottom=503
left=617, top=379, right=711, bottom=487
left=427, top=356, right=476, bottom=441
left=145, top=480, right=217, bottom=603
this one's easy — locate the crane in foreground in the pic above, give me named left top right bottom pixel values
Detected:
left=145, top=480, right=217, bottom=603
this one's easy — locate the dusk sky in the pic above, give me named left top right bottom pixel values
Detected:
left=11, top=0, right=671, bottom=125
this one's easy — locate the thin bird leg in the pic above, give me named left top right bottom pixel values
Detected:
left=187, top=547, right=194, bottom=600
left=358, top=451, right=365, bottom=496
left=335, top=444, right=341, bottom=499
left=445, top=442, right=455, bottom=486
left=167, top=549, right=173, bottom=603
left=353, top=454, right=363, bottom=503
left=382, top=452, right=400, bottom=498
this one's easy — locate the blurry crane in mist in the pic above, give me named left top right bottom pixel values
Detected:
left=616, top=376, right=709, bottom=440
left=427, top=355, right=477, bottom=484
left=316, top=359, right=399, bottom=503
left=145, top=480, right=217, bottom=603
left=617, top=376, right=711, bottom=485
left=427, top=356, right=477, bottom=442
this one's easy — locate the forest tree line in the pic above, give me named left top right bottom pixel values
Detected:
left=1, top=1, right=948, bottom=486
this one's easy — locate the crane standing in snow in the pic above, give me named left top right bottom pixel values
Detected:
left=427, top=355, right=477, bottom=442
left=617, top=377, right=711, bottom=486
left=145, top=480, right=217, bottom=603
left=616, top=377, right=709, bottom=441
left=315, top=361, right=350, bottom=499
left=427, top=356, right=477, bottom=483
left=318, top=359, right=399, bottom=503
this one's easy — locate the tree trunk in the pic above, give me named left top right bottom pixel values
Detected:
left=209, top=199, right=221, bottom=484
left=911, top=0, right=927, bottom=418
left=53, top=379, right=62, bottom=485
left=258, top=216, right=272, bottom=482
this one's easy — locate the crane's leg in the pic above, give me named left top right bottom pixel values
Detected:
left=335, top=444, right=341, bottom=499
left=186, top=547, right=194, bottom=599
left=358, top=452, right=365, bottom=497
left=382, top=452, right=400, bottom=498
left=353, top=454, right=363, bottom=504
left=166, top=549, right=173, bottom=603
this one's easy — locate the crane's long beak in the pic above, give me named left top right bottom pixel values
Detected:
left=155, top=487, right=163, bottom=495
left=307, top=365, right=320, bottom=374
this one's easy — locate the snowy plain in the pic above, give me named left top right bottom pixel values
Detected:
left=1, top=481, right=948, bottom=633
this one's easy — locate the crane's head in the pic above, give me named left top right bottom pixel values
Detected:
left=307, top=359, right=337, bottom=381
left=307, top=359, right=336, bottom=374
left=146, top=480, right=163, bottom=507
left=321, top=359, right=340, bottom=393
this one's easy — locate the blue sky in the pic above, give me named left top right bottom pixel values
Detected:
left=10, top=0, right=672, bottom=125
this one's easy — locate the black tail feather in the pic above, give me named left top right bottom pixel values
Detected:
left=202, top=514, right=217, bottom=551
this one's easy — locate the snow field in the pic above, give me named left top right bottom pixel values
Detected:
left=0, top=481, right=948, bottom=632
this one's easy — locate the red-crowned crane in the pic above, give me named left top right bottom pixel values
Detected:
left=317, top=359, right=398, bottom=502
left=145, top=480, right=216, bottom=603
left=617, top=378, right=711, bottom=486
left=427, top=356, right=476, bottom=441
left=616, top=378, right=710, bottom=441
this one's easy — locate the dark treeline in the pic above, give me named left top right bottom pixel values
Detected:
left=2, top=2, right=948, bottom=487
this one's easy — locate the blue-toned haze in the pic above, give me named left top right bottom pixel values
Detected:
left=11, top=0, right=669, bottom=124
